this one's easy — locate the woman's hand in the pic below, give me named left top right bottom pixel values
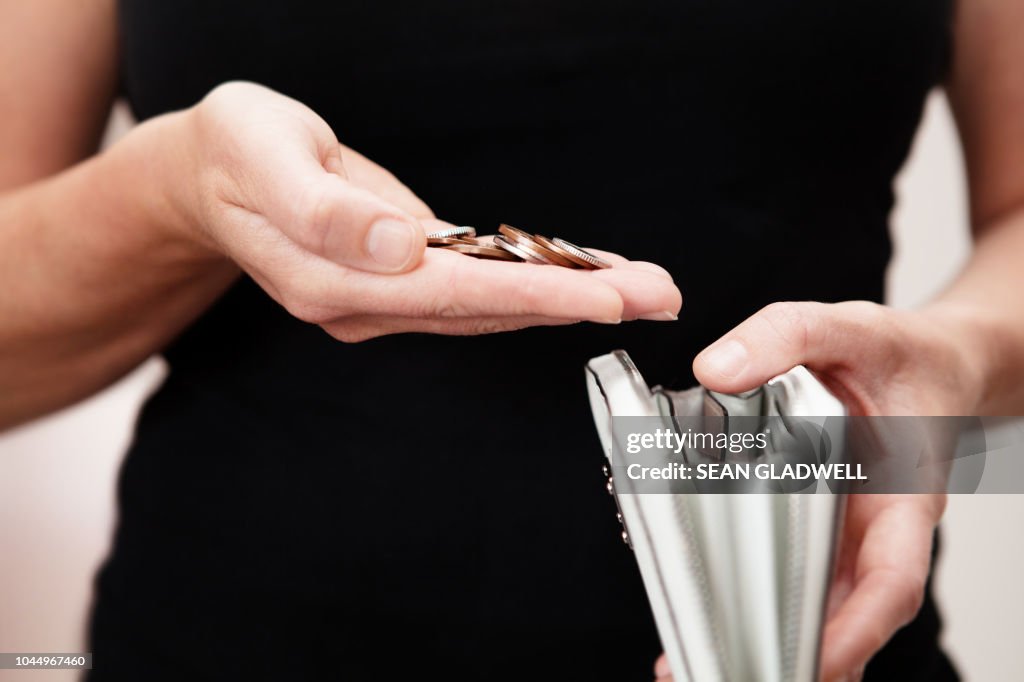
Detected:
left=652, top=300, right=989, bottom=682
left=167, top=82, right=680, bottom=341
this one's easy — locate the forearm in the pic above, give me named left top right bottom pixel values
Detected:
left=922, top=208, right=1024, bottom=414
left=0, top=111, right=237, bottom=429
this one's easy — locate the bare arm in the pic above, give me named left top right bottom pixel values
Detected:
left=669, top=2, right=1024, bottom=679
left=0, top=0, right=237, bottom=426
left=0, top=4, right=681, bottom=431
left=0, top=0, right=118, bottom=184
left=0, top=116, right=239, bottom=427
left=936, top=0, right=1024, bottom=414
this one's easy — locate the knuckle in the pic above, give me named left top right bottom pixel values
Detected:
left=411, top=258, right=468, bottom=318
left=433, top=302, right=462, bottom=319
left=201, top=82, right=235, bottom=108
left=205, top=80, right=253, bottom=101
left=467, top=318, right=511, bottom=335
left=517, top=269, right=548, bottom=314
left=406, top=290, right=448, bottom=318
left=295, top=179, right=334, bottom=254
left=840, top=300, right=887, bottom=327
left=196, top=82, right=251, bottom=132
left=325, top=323, right=378, bottom=344
left=758, top=302, right=815, bottom=352
left=284, top=298, right=332, bottom=325
left=864, top=621, right=890, bottom=656
left=760, top=301, right=802, bottom=324
left=840, top=300, right=901, bottom=353
left=277, top=279, right=333, bottom=325
left=878, top=567, right=927, bottom=628
left=902, top=575, right=927, bottom=621
left=428, top=318, right=517, bottom=336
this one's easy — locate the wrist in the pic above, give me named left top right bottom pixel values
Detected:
left=102, top=108, right=225, bottom=262
left=917, top=302, right=1006, bottom=414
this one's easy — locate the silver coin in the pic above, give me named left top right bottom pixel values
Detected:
left=527, top=234, right=585, bottom=268
left=426, top=225, right=477, bottom=240
left=550, top=237, right=612, bottom=269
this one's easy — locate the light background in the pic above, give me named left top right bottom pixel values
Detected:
left=2, top=93, right=1023, bottom=680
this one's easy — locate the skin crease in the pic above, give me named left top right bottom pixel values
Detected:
left=0, top=1, right=1022, bottom=681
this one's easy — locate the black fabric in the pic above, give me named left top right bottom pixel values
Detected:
left=90, top=1, right=959, bottom=679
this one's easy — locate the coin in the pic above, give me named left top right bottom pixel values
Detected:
left=423, top=224, right=616, bottom=268
left=527, top=234, right=585, bottom=268
left=462, top=235, right=497, bottom=246
left=493, top=235, right=551, bottom=264
left=427, top=237, right=474, bottom=246
left=441, top=243, right=522, bottom=261
left=426, top=225, right=477, bottom=239
left=497, top=224, right=536, bottom=244
left=549, top=237, right=612, bottom=269
left=503, top=231, right=578, bottom=268
left=529, top=234, right=593, bottom=269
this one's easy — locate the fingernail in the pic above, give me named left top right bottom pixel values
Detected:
left=639, top=310, right=678, bottom=321
left=700, top=339, right=747, bottom=378
left=366, top=218, right=418, bottom=270
left=594, top=317, right=622, bottom=325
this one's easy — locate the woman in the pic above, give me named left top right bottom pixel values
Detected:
left=2, top=0, right=1022, bottom=679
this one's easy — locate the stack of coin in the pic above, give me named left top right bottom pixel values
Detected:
left=425, top=224, right=612, bottom=269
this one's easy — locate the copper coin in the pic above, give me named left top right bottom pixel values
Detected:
left=528, top=234, right=586, bottom=268
left=462, top=234, right=497, bottom=246
left=441, top=243, right=522, bottom=261
left=426, top=225, right=477, bottom=239
left=493, top=236, right=550, bottom=264
left=497, top=224, right=535, bottom=244
left=427, top=237, right=474, bottom=246
left=504, top=232, right=578, bottom=268
left=498, top=224, right=580, bottom=267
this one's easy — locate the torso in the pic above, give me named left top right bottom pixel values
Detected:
left=91, top=2, right=956, bottom=679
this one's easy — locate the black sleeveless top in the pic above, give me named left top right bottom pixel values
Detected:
left=91, top=2, right=958, bottom=680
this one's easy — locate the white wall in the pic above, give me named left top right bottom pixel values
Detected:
left=1, top=93, right=1022, bottom=680
left=888, top=93, right=1024, bottom=680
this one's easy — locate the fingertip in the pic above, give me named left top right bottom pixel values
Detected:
left=627, top=260, right=675, bottom=280
left=638, top=310, right=679, bottom=321
left=541, top=267, right=623, bottom=319
left=364, top=216, right=426, bottom=273
left=582, top=250, right=674, bottom=281
left=591, top=268, right=682, bottom=321
left=693, top=339, right=752, bottom=392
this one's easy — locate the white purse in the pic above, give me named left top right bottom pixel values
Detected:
left=586, top=350, right=847, bottom=682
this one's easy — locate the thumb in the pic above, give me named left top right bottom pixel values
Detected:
left=693, top=301, right=877, bottom=393
left=253, top=128, right=426, bottom=274
left=290, top=173, right=427, bottom=273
